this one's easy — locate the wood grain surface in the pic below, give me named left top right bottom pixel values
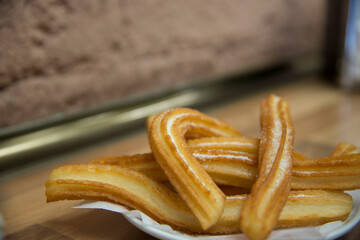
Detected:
left=1, top=78, right=359, bottom=239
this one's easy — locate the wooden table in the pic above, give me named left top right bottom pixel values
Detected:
left=1, top=77, right=360, bottom=239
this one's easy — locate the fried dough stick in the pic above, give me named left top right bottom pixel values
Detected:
left=330, top=142, right=359, bottom=156
left=187, top=137, right=307, bottom=160
left=240, top=95, right=295, bottom=240
left=148, top=108, right=241, bottom=230
left=188, top=138, right=360, bottom=190
left=46, top=164, right=353, bottom=234
left=92, top=151, right=360, bottom=190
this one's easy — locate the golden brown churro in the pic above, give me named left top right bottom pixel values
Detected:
left=148, top=108, right=241, bottom=230
left=240, top=94, right=295, bottom=240
left=46, top=164, right=353, bottom=234
left=92, top=149, right=360, bottom=190
left=330, top=142, right=359, bottom=156
left=188, top=137, right=260, bottom=154
left=45, top=98, right=360, bottom=238
left=291, top=153, right=360, bottom=189
left=91, top=150, right=257, bottom=188
left=187, top=137, right=307, bottom=160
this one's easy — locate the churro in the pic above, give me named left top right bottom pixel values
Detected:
left=330, top=142, right=359, bottom=156
left=46, top=164, right=353, bottom=234
left=91, top=150, right=257, bottom=188
left=148, top=108, right=241, bottom=230
left=45, top=98, right=360, bottom=239
left=240, top=94, right=295, bottom=240
left=291, top=153, right=360, bottom=189
left=187, top=137, right=307, bottom=160
left=188, top=136, right=260, bottom=154
left=92, top=150, right=360, bottom=190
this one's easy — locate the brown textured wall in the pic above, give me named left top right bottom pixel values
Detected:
left=0, top=0, right=326, bottom=127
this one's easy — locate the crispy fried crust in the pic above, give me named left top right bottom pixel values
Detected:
left=330, top=142, right=359, bottom=156
left=45, top=103, right=360, bottom=238
left=187, top=137, right=260, bottom=154
left=147, top=108, right=241, bottom=230
left=240, top=95, right=295, bottom=240
left=91, top=144, right=360, bottom=190
left=45, top=164, right=353, bottom=234
left=187, top=137, right=307, bottom=160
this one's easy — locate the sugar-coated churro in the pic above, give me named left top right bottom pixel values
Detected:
left=148, top=108, right=241, bottom=230
left=46, top=164, right=353, bottom=234
left=240, top=94, right=295, bottom=240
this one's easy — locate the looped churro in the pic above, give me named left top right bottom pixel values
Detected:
left=240, top=94, right=295, bottom=240
left=45, top=97, right=360, bottom=239
left=148, top=108, right=241, bottom=230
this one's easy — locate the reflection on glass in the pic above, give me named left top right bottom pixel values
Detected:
left=341, top=0, right=360, bottom=89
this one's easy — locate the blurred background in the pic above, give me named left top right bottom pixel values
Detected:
left=0, top=0, right=358, bottom=173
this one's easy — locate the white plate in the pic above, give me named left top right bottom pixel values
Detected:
left=76, top=190, right=360, bottom=240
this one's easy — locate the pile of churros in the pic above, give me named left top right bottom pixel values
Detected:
left=46, top=94, right=360, bottom=240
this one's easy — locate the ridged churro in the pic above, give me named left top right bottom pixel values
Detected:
left=240, top=94, right=295, bottom=240
left=148, top=108, right=241, bottom=230
left=291, top=153, right=360, bottom=189
left=330, top=142, right=359, bottom=156
left=92, top=149, right=360, bottom=190
left=45, top=98, right=360, bottom=239
left=188, top=137, right=260, bottom=154
left=187, top=137, right=307, bottom=160
left=91, top=150, right=257, bottom=188
left=46, top=164, right=353, bottom=234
